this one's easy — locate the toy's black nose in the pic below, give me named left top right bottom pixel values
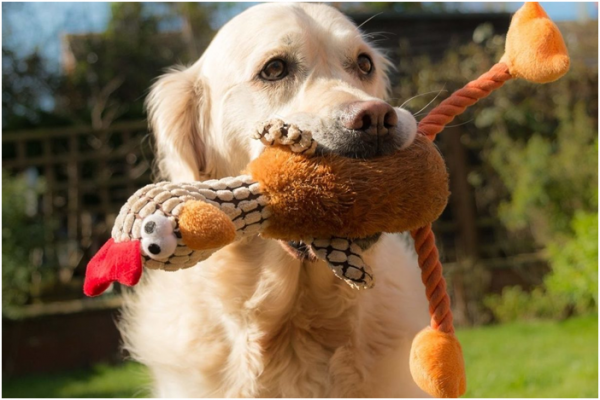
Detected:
left=341, top=100, right=398, bottom=136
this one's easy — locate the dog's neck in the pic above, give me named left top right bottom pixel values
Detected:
left=207, top=235, right=360, bottom=344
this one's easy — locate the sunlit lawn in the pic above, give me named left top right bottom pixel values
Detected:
left=3, top=315, right=597, bottom=398
left=457, top=314, right=598, bottom=398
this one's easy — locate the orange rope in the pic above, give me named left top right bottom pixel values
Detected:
left=411, top=224, right=454, bottom=334
left=411, top=62, right=514, bottom=334
left=418, top=62, right=513, bottom=142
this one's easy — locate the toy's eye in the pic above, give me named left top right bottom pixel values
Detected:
left=141, top=236, right=177, bottom=260
left=141, top=214, right=173, bottom=239
left=140, top=214, right=177, bottom=260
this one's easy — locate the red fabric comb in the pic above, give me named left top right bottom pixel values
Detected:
left=83, top=238, right=143, bottom=297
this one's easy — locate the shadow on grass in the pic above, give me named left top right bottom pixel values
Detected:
left=3, top=362, right=150, bottom=398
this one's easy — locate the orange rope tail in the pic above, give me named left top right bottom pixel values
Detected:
left=411, top=224, right=454, bottom=334
left=411, top=62, right=513, bottom=334
left=418, top=62, right=513, bottom=142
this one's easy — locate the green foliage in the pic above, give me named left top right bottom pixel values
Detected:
left=488, top=102, right=598, bottom=242
left=546, top=211, right=598, bottom=314
left=1, top=47, right=69, bottom=130
left=484, top=286, right=569, bottom=323
left=59, top=3, right=188, bottom=127
left=2, top=172, right=50, bottom=307
left=3, top=3, right=225, bottom=130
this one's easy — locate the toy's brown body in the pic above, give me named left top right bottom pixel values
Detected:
left=250, top=135, right=449, bottom=240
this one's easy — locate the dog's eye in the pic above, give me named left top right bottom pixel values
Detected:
left=357, top=54, right=373, bottom=75
left=260, top=59, right=288, bottom=81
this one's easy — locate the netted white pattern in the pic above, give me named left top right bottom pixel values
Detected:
left=111, top=176, right=270, bottom=271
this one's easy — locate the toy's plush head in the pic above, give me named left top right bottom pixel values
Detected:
left=249, top=135, right=450, bottom=240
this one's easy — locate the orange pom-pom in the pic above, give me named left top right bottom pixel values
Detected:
left=179, top=200, right=236, bottom=251
left=410, top=328, right=466, bottom=398
left=502, top=2, right=570, bottom=83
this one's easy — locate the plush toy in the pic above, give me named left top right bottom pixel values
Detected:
left=85, top=125, right=450, bottom=293
left=84, top=3, right=569, bottom=398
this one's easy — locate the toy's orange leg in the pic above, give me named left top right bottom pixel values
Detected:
left=501, top=2, right=570, bottom=83
left=178, top=201, right=236, bottom=251
left=410, top=225, right=466, bottom=398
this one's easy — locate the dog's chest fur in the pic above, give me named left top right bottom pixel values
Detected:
left=121, top=235, right=425, bottom=397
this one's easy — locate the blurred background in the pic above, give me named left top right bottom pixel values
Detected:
left=2, top=2, right=598, bottom=398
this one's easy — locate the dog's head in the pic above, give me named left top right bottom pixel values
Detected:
left=147, top=3, right=417, bottom=182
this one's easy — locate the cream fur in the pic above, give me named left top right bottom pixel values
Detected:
left=121, top=3, right=430, bottom=397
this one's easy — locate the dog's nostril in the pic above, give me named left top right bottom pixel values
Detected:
left=361, top=114, right=372, bottom=131
left=384, top=110, right=398, bottom=129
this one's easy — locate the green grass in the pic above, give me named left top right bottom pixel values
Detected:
left=458, top=314, right=598, bottom=398
left=3, top=315, right=597, bottom=398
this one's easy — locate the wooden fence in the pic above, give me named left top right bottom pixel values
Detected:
left=3, top=120, right=154, bottom=294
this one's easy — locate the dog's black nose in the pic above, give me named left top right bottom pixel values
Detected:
left=342, top=100, right=398, bottom=136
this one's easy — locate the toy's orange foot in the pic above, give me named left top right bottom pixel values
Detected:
left=179, top=201, right=236, bottom=251
left=502, top=2, right=570, bottom=83
left=410, top=328, right=466, bottom=398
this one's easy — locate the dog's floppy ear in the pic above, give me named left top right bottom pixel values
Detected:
left=146, top=65, right=209, bottom=182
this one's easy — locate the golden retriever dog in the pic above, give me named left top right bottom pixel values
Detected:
left=121, top=3, right=430, bottom=397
